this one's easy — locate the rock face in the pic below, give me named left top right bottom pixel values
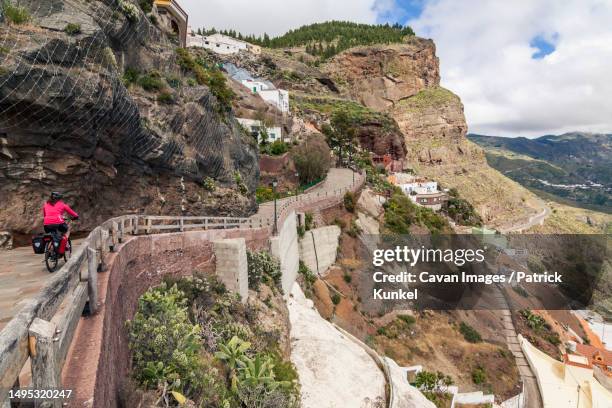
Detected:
left=325, top=38, right=543, bottom=226
left=324, top=38, right=440, bottom=111
left=391, top=86, right=482, bottom=165
left=0, top=0, right=258, bottom=240
left=323, top=40, right=474, bottom=166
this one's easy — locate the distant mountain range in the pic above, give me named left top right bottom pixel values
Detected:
left=468, top=132, right=612, bottom=213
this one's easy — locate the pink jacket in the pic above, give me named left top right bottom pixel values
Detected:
left=43, top=200, right=78, bottom=225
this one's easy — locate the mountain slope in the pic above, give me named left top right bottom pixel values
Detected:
left=469, top=133, right=612, bottom=212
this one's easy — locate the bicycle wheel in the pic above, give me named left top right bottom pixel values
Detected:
left=45, top=242, right=58, bottom=273
left=64, top=238, right=72, bottom=262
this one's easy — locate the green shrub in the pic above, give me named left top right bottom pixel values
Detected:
left=414, top=370, right=453, bottom=391
left=247, top=250, right=281, bottom=290
left=443, top=188, right=483, bottom=227
left=256, top=185, right=277, bottom=203
left=2, top=0, right=30, bottom=24
left=343, top=272, right=352, bottom=283
left=331, top=292, right=341, bottom=305
left=138, top=71, right=164, bottom=92
left=269, top=140, right=289, bottom=155
left=459, top=322, right=482, bottom=343
left=346, top=219, right=362, bottom=238
left=157, top=92, right=175, bottom=104
left=292, top=134, right=332, bottom=185
left=234, top=171, right=248, bottom=195
left=202, top=176, right=216, bottom=192
left=166, top=75, right=182, bottom=88
left=139, top=0, right=154, bottom=13
left=297, top=225, right=305, bottom=238
left=122, top=67, right=139, bottom=86
left=175, top=48, right=234, bottom=112
left=126, top=283, right=202, bottom=391
left=546, top=333, right=561, bottom=346
left=343, top=191, right=356, bottom=212
left=383, top=191, right=448, bottom=234
left=64, top=23, right=81, bottom=35
left=119, top=0, right=139, bottom=22
left=471, top=367, right=486, bottom=384
left=521, top=309, right=546, bottom=331
left=397, top=314, right=416, bottom=326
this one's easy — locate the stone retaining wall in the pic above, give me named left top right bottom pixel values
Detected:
left=63, top=228, right=268, bottom=408
left=299, top=226, right=341, bottom=275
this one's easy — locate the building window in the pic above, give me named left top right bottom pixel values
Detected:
left=205, top=41, right=209, bottom=45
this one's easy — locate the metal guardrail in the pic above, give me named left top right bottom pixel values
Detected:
left=0, top=169, right=366, bottom=406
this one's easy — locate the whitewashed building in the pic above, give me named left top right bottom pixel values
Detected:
left=240, top=79, right=270, bottom=93
left=187, top=32, right=261, bottom=55
left=388, top=173, right=447, bottom=211
left=236, top=118, right=282, bottom=143
left=259, top=89, right=290, bottom=113
left=224, top=63, right=290, bottom=113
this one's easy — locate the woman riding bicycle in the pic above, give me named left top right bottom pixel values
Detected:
left=43, top=192, right=79, bottom=240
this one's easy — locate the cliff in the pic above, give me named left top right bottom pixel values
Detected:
left=322, top=39, right=544, bottom=227
left=0, top=0, right=258, bottom=242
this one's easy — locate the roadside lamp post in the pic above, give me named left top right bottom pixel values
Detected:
left=295, top=172, right=300, bottom=198
left=271, top=179, right=278, bottom=235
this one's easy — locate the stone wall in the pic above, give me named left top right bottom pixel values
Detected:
left=299, top=226, right=341, bottom=275
left=270, top=212, right=300, bottom=294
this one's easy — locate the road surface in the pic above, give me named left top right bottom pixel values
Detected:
left=0, top=168, right=360, bottom=331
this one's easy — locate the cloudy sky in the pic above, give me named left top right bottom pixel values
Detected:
left=180, top=0, right=612, bottom=137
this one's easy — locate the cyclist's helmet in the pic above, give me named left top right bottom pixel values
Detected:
left=50, top=191, right=63, bottom=201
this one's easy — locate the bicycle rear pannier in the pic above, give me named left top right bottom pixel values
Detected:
left=32, top=235, right=46, bottom=254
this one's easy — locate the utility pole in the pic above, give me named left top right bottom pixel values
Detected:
left=295, top=172, right=300, bottom=198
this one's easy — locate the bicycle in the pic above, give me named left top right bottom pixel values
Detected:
left=43, top=220, right=74, bottom=273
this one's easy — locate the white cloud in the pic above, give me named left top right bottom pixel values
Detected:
left=409, top=0, right=612, bottom=136
left=180, top=0, right=383, bottom=37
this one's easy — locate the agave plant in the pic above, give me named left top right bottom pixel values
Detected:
left=215, top=336, right=251, bottom=391
left=239, top=355, right=276, bottom=388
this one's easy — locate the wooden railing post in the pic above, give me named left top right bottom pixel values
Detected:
left=110, top=222, right=118, bottom=252
left=97, top=229, right=108, bottom=272
left=28, top=318, right=62, bottom=408
left=146, top=217, right=152, bottom=234
left=87, top=247, right=98, bottom=315
left=133, top=217, right=139, bottom=235
left=179, top=218, right=184, bottom=232
left=118, top=218, right=124, bottom=242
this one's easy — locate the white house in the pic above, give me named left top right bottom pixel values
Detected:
left=240, top=79, right=271, bottom=93
left=236, top=118, right=282, bottom=143
left=259, top=89, right=290, bottom=113
left=187, top=32, right=261, bottom=55
left=387, top=173, right=447, bottom=211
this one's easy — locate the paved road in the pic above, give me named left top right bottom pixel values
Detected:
left=252, top=168, right=360, bottom=222
left=500, top=199, right=551, bottom=233
left=0, top=168, right=361, bottom=331
left=0, top=240, right=83, bottom=330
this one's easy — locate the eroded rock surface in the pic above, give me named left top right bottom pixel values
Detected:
left=0, top=0, right=258, bottom=240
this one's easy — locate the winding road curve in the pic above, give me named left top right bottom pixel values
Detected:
left=0, top=168, right=362, bottom=331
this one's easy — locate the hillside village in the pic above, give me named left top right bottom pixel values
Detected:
left=0, top=1, right=610, bottom=408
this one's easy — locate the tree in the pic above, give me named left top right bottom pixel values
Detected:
left=323, top=109, right=358, bottom=166
left=292, top=134, right=332, bottom=184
